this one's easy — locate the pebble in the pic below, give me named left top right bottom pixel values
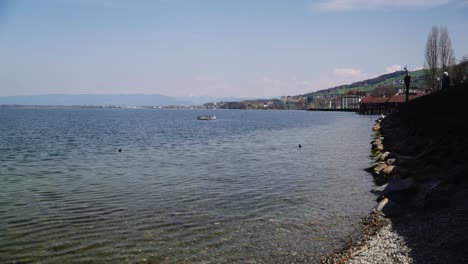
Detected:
left=347, top=223, right=412, bottom=264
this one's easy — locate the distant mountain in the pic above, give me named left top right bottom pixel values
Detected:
left=176, top=96, right=261, bottom=105
left=0, top=94, right=263, bottom=107
left=0, top=94, right=190, bottom=106
left=0, top=70, right=428, bottom=107
left=302, top=69, right=427, bottom=97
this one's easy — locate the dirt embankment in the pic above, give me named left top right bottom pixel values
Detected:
left=323, top=83, right=468, bottom=263
left=372, top=84, right=468, bottom=213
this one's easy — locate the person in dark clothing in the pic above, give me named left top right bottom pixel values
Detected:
left=404, top=66, right=411, bottom=102
left=442, top=72, right=450, bottom=90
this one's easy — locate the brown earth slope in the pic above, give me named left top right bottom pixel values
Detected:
left=368, top=83, right=468, bottom=263
left=323, top=83, right=468, bottom=264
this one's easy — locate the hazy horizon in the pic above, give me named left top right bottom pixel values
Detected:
left=1, top=0, right=467, bottom=98
left=0, top=93, right=272, bottom=106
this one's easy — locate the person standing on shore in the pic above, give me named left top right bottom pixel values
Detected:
left=404, top=66, right=411, bottom=102
left=436, top=77, right=442, bottom=92
left=442, top=72, right=450, bottom=90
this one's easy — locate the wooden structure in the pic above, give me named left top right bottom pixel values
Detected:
left=359, top=96, right=389, bottom=114
left=359, top=92, right=426, bottom=115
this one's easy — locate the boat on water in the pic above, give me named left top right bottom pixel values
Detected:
left=197, top=115, right=216, bottom=120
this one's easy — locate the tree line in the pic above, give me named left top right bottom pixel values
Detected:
left=425, top=26, right=468, bottom=91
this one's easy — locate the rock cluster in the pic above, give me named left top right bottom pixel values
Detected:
left=367, top=117, right=418, bottom=217
left=323, top=107, right=468, bottom=263
left=323, top=86, right=468, bottom=263
left=369, top=113, right=468, bottom=216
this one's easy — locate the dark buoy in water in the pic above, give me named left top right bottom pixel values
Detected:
left=298, top=144, right=302, bottom=149
left=118, top=148, right=122, bottom=152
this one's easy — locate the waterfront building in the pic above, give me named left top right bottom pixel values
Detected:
left=359, top=90, right=427, bottom=114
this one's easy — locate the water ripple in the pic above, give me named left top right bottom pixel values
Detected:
left=0, top=109, right=377, bottom=263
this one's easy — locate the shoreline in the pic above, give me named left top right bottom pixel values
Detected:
left=323, top=84, right=468, bottom=263
left=320, top=117, right=397, bottom=264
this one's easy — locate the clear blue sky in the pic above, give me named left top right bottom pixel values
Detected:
left=1, top=0, right=467, bottom=97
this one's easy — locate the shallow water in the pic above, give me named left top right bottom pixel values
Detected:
left=0, top=108, right=376, bottom=263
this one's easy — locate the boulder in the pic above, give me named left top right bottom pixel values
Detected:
left=379, top=151, right=391, bottom=161
left=380, top=165, right=396, bottom=176
left=374, top=197, right=389, bottom=212
left=373, top=123, right=381, bottom=131
left=373, top=197, right=404, bottom=217
left=365, top=162, right=380, bottom=173
left=382, top=178, right=416, bottom=195
left=380, top=165, right=410, bottom=178
left=372, top=138, right=382, bottom=146
left=374, top=153, right=383, bottom=161
left=373, top=162, right=388, bottom=175
left=371, top=183, right=389, bottom=194
left=375, top=144, right=384, bottom=152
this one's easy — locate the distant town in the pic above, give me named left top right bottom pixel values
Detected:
left=2, top=63, right=467, bottom=115
left=204, top=69, right=430, bottom=113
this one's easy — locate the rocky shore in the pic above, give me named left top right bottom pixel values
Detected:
left=323, top=84, right=468, bottom=263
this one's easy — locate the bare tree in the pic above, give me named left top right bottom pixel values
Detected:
left=439, top=26, right=454, bottom=72
left=425, top=26, right=439, bottom=92
left=370, top=84, right=398, bottom=98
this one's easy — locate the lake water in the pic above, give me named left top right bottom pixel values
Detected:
left=0, top=108, right=377, bottom=263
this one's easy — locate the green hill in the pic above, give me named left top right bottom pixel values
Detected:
left=302, top=69, right=428, bottom=97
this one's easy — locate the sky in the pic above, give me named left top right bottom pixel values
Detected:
left=0, top=0, right=467, bottom=98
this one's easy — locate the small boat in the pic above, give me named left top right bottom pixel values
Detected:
left=197, top=115, right=216, bottom=120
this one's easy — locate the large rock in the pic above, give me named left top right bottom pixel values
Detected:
left=374, top=152, right=383, bottom=161
left=374, top=197, right=389, bottom=212
left=373, top=162, right=388, bottom=175
left=373, top=197, right=404, bottom=217
left=371, top=178, right=416, bottom=195
left=371, top=162, right=391, bottom=185
left=382, top=178, right=416, bottom=195
left=378, top=151, right=391, bottom=161
left=365, top=162, right=380, bottom=173
left=373, top=123, right=381, bottom=131
left=380, top=165, right=396, bottom=177
left=371, top=183, right=388, bottom=194
left=375, top=144, right=384, bottom=152
left=380, top=165, right=410, bottom=178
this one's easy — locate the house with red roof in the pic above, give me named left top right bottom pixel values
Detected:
left=386, top=93, right=426, bottom=109
left=359, top=91, right=427, bottom=114
left=359, top=95, right=390, bottom=114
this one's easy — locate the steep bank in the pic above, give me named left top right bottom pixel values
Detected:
left=325, top=83, right=468, bottom=263
left=374, top=83, right=468, bottom=214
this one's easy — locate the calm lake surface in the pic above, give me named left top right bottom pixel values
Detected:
left=0, top=108, right=377, bottom=263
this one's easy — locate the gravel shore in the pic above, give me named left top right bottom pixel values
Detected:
left=346, top=222, right=411, bottom=264
left=346, top=205, right=468, bottom=264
